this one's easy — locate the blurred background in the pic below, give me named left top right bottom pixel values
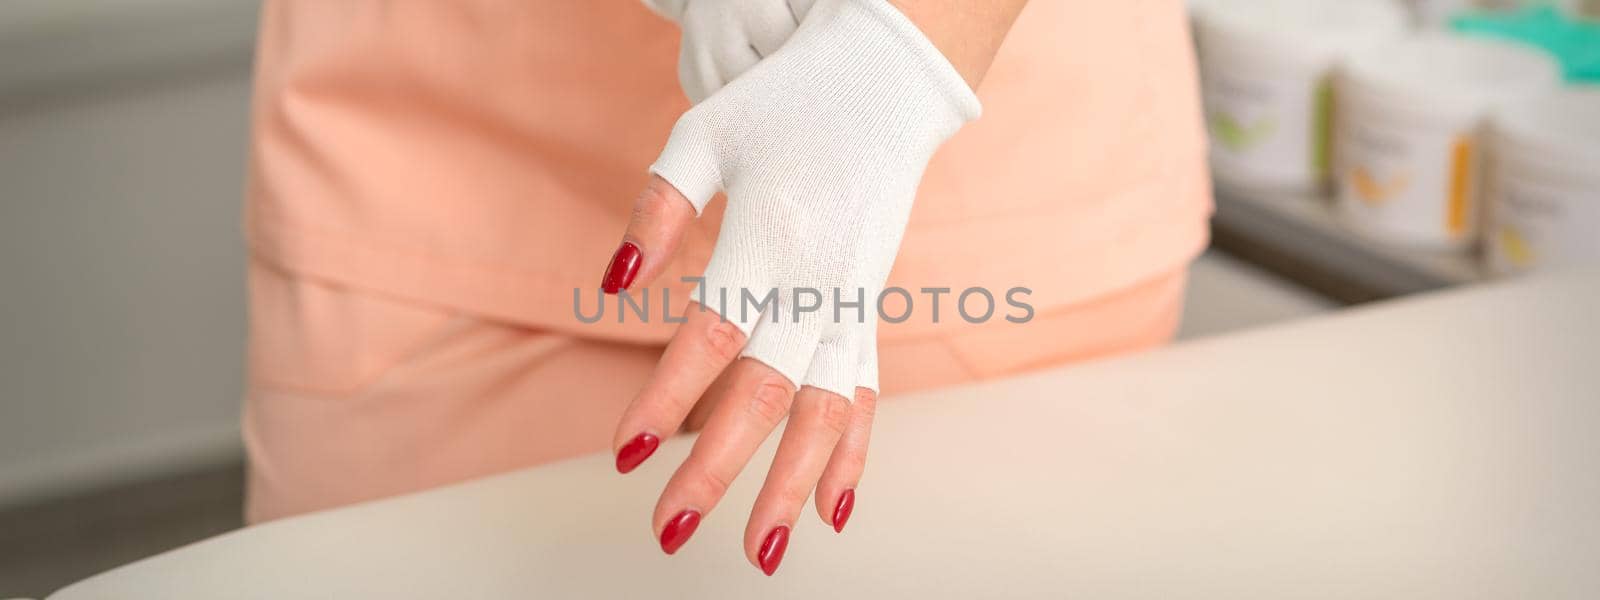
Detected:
left=0, top=0, right=1594, bottom=596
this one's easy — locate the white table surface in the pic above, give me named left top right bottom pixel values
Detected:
left=50, top=273, right=1600, bottom=599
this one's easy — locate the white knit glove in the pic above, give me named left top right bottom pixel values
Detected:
left=643, top=0, right=817, bottom=103
left=650, top=0, right=981, bottom=398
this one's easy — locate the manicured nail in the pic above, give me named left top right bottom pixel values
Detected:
left=758, top=526, right=790, bottom=576
left=601, top=241, right=642, bottom=294
left=832, top=489, right=855, bottom=533
left=659, top=510, right=702, bottom=555
left=614, top=433, right=659, bottom=474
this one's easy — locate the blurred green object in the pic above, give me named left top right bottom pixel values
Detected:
left=1209, top=111, right=1278, bottom=152
left=1452, top=5, right=1600, bottom=82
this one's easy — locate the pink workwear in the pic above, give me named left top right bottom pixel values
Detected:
left=245, top=259, right=1189, bottom=523
left=243, top=0, right=1212, bottom=521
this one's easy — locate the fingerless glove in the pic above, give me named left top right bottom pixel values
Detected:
left=651, top=0, right=981, bottom=397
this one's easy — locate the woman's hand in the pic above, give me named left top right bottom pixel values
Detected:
left=605, top=0, right=1024, bottom=575
left=606, top=174, right=883, bottom=576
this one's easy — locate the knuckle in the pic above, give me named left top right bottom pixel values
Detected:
left=779, top=478, right=814, bottom=506
left=689, top=467, right=733, bottom=500
left=701, top=319, right=746, bottom=364
left=852, top=389, right=878, bottom=421
left=744, top=379, right=793, bottom=426
left=631, top=181, right=676, bottom=225
left=633, top=381, right=694, bottom=418
left=655, top=387, right=698, bottom=416
left=839, top=452, right=869, bottom=478
left=816, top=395, right=852, bottom=438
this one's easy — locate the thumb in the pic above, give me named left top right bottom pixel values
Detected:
left=650, top=109, right=724, bottom=214
left=602, top=110, right=723, bottom=295
left=600, top=175, right=699, bottom=295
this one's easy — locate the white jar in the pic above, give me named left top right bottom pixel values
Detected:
left=1335, top=34, right=1561, bottom=250
left=1486, top=88, right=1600, bottom=274
left=1193, top=0, right=1406, bottom=190
left=1406, top=0, right=1458, bottom=28
left=1403, top=0, right=1514, bottom=28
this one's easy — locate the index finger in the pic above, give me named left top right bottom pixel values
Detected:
left=612, top=303, right=747, bottom=473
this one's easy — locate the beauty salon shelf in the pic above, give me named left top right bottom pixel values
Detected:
left=1212, top=181, right=1488, bottom=302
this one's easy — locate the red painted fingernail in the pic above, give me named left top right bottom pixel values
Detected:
left=758, top=526, right=790, bottom=576
left=601, top=242, right=642, bottom=294
left=659, top=510, right=701, bottom=555
left=614, top=433, right=659, bottom=474
left=832, top=489, right=855, bottom=533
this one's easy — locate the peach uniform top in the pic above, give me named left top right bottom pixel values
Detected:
left=247, top=0, right=1211, bottom=345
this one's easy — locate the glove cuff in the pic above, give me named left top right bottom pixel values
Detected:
left=829, top=0, right=982, bottom=124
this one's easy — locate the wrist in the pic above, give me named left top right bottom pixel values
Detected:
left=884, top=0, right=1026, bottom=89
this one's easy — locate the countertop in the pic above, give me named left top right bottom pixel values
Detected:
left=49, top=272, right=1600, bottom=599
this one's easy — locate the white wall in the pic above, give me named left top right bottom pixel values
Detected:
left=0, top=2, right=257, bottom=507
